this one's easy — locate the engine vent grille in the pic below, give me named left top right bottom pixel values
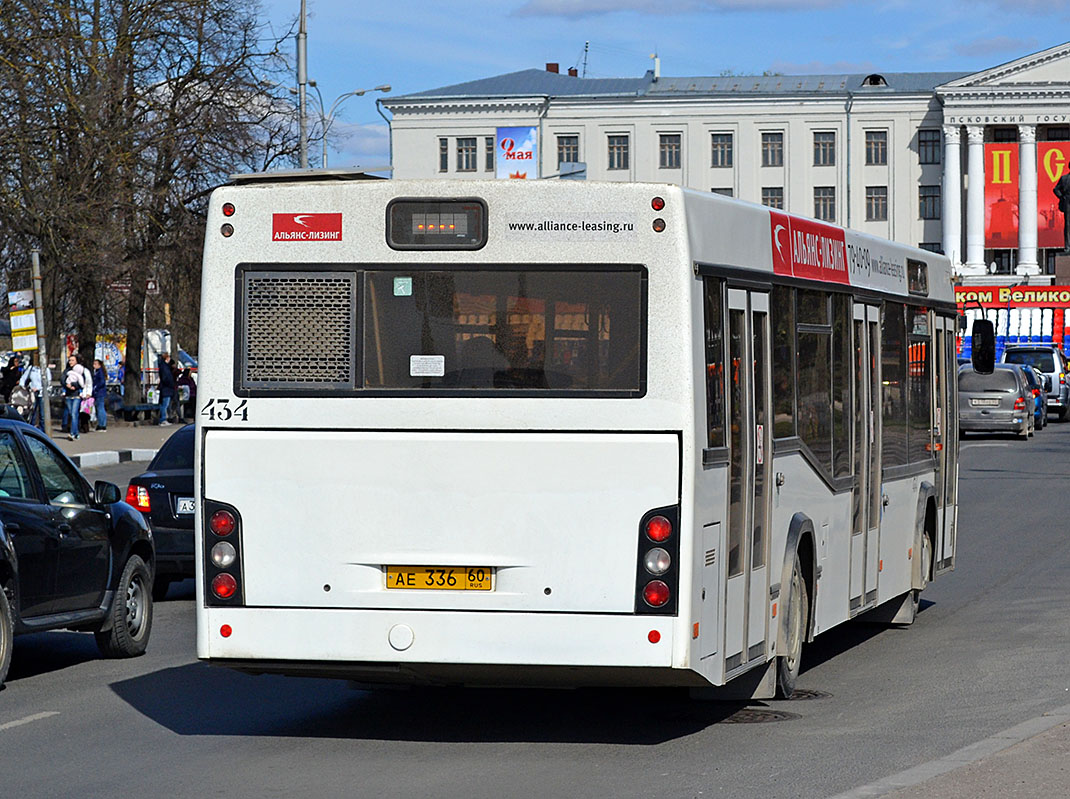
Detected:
left=242, top=271, right=356, bottom=389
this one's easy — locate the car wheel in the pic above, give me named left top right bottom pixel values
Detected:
left=151, top=576, right=172, bottom=603
left=95, top=554, right=153, bottom=658
left=0, top=586, right=13, bottom=689
left=776, top=552, right=808, bottom=699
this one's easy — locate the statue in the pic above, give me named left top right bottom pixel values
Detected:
left=1056, top=171, right=1070, bottom=254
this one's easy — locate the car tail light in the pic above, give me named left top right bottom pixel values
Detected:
left=125, top=484, right=150, bottom=512
left=209, top=509, right=236, bottom=536
left=1014, top=396, right=1026, bottom=410
left=1033, top=388, right=1041, bottom=397
left=635, top=506, right=680, bottom=615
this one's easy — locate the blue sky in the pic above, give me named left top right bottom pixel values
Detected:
left=257, top=0, right=1069, bottom=169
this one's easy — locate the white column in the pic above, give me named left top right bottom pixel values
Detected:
left=942, top=124, right=962, bottom=270
left=1017, top=124, right=1039, bottom=275
left=964, top=125, right=987, bottom=275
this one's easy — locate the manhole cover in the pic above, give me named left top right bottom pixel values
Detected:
left=786, top=688, right=831, bottom=701
left=722, top=708, right=800, bottom=723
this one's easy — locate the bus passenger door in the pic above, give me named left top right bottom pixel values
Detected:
left=865, top=308, right=882, bottom=604
left=723, top=288, right=769, bottom=676
left=850, top=304, right=881, bottom=614
left=934, top=316, right=957, bottom=573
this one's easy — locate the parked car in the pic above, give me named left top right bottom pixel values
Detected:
left=958, top=363, right=1034, bottom=439
left=0, top=418, right=154, bottom=688
left=1018, top=364, right=1048, bottom=429
left=126, top=424, right=194, bottom=600
left=1001, top=345, right=1070, bottom=421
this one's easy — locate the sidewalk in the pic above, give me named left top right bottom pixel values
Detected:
left=46, top=419, right=184, bottom=467
left=831, top=704, right=1070, bottom=798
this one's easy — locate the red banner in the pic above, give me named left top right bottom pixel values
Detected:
left=984, top=142, right=1070, bottom=249
left=1038, top=143, right=1070, bottom=249
left=769, top=211, right=848, bottom=284
left=956, top=285, right=1070, bottom=309
left=984, top=143, right=1019, bottom=248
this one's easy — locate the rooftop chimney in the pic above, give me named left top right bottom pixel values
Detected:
left=545, top=62, right=559, bottom=74
left=567, top=67, right=578, bottom=77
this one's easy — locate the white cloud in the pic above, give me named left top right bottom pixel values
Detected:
left=514, top=0, right=843, bottom=16
left=325, top=122, right=391, bottom=170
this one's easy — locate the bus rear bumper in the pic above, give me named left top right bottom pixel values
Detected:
left=198, top=608, right=691, bottom=686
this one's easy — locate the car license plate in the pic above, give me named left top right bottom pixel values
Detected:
left=385, top=566, right=492, bottom=591
left=176, top=497, right=195, bottom=515
left=970, top=398, right=1000, bottom=407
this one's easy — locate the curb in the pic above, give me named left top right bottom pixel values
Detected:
left=829, top=702, right=1070, bottom=798
left=69, top=449, right=158, bottom=469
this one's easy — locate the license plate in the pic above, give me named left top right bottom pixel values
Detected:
left=385, top=566, right=492, bottom=591
left=176, top=497, right=196, bottom=515
left=970, top=398, right=1000, bottom=407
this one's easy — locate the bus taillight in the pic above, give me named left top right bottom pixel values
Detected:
left=210, top=509, right=236, bottom=536
left=635, top=506, right=680, bottom=615
left=212, top=573, right=237, bottom=599
left=204, top=499, right=244, bottom=607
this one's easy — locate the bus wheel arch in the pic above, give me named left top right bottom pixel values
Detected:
left=776, top=513, right=817, bottom=698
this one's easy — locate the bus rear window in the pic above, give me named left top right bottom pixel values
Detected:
left=364, top=267, right=645, bottom=394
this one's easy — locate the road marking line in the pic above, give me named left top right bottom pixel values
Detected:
left=0, top=711, right=60, bottom=731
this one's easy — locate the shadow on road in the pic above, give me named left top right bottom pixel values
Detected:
left=8, top=630, right=102, bottom=683
left=800, top=598, right=934, bottom=674
left=110, top=664, right=757, bottom=743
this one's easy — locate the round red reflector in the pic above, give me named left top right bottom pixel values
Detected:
left=212, top=573, right=237, bottom=599
left=645, top=515, right=672, bottom=542
left=220, top=223, right=234, bottom=237
left=648, top=629, right=661, bottom=643
left=220, top=624, right=232, bottom=638
left=652, top=218, right=666, bottom=233
left=643, top=580, right=671, bottom=608
left=651, top=196, right=665, bottom=211
left=222, top=202, right=235, bottom=217
left=209, top=509, right=236, bottom=537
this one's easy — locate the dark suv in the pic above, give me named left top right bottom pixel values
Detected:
left=1001, top=346, right=1070, bottom=420
left=0, top=419, right=154, bottom=688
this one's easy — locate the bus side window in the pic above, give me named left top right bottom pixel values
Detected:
left=703, top=278, right=726, bottom=448
left=771, top=285, right=796, bottom=437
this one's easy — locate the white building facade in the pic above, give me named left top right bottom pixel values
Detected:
left=382, top=42, right=1070, bottom=286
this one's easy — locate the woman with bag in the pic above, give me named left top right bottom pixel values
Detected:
left=62, top=354, right=86, bottom=440
left=92, top=359, right=108, bottom=432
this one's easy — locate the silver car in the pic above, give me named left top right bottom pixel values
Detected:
left=958, top=364, right=1034, bottom=439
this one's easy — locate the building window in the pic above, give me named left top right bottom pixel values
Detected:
left=813, top=131, right=836, bottom=166
left=918, top=129, right=941, bottom=165
left=659, top=134, right=681, bottom=169
left=711, top=133, right=733, bottom=168
left=814, top=187, right=836, bottom=222
left=992, top=127, right=1017, bottom=143
left=866, top=186, right=888, bottom=221
left=1046, top=126, right=1070, bottom=141
left=439, top=138, right=448, bottom=172
left=762, top=132, right=784, bottom=167
left=762, top=187, right=784, bottom=209
left=456, top=137, right=477, bottom=172
left=865, top=130, right=887, bottom=165
left=919, top=185, right=941, bottom=219
left=557, top=135, right=579, bottom=164
left=485, top=137, right=494, bottom=172
left=711, top=188, right=733, bottom=197
left=919, top=242, right=943, bottom=253
left=608, top=135, right=629, bottom=170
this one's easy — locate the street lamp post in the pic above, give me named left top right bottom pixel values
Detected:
left=307, top=81, right=390, bottom=168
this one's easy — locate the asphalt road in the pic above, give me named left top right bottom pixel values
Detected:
left=3, top=435, right=1069, bottom=799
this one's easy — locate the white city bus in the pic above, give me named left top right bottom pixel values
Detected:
left=194, top=172, right=959, bottom=698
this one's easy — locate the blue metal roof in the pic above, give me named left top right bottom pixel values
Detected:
left=388, top=68, right=970, bottom=104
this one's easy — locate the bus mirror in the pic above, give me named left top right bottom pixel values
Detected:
left=971, top=319, right=995, bottom=374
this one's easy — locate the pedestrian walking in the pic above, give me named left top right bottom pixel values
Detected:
left=1, top=354, right=23, bottom=402
left=158, top=352, right=176, bottom=425
left=18, top=361, right=51, bottom=432
left=61, top=354, right=86, bottom=439
left=92, top=359, right=108, bottom=432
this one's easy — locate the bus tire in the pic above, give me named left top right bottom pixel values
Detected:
left=95, top=555, right=153, bottom=658
left=0, top=585, right=13, bottom=689
left=776, top=552, right=808, bottom=699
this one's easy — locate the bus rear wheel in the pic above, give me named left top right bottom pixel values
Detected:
left=776, top=553, right=808, bottom=699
